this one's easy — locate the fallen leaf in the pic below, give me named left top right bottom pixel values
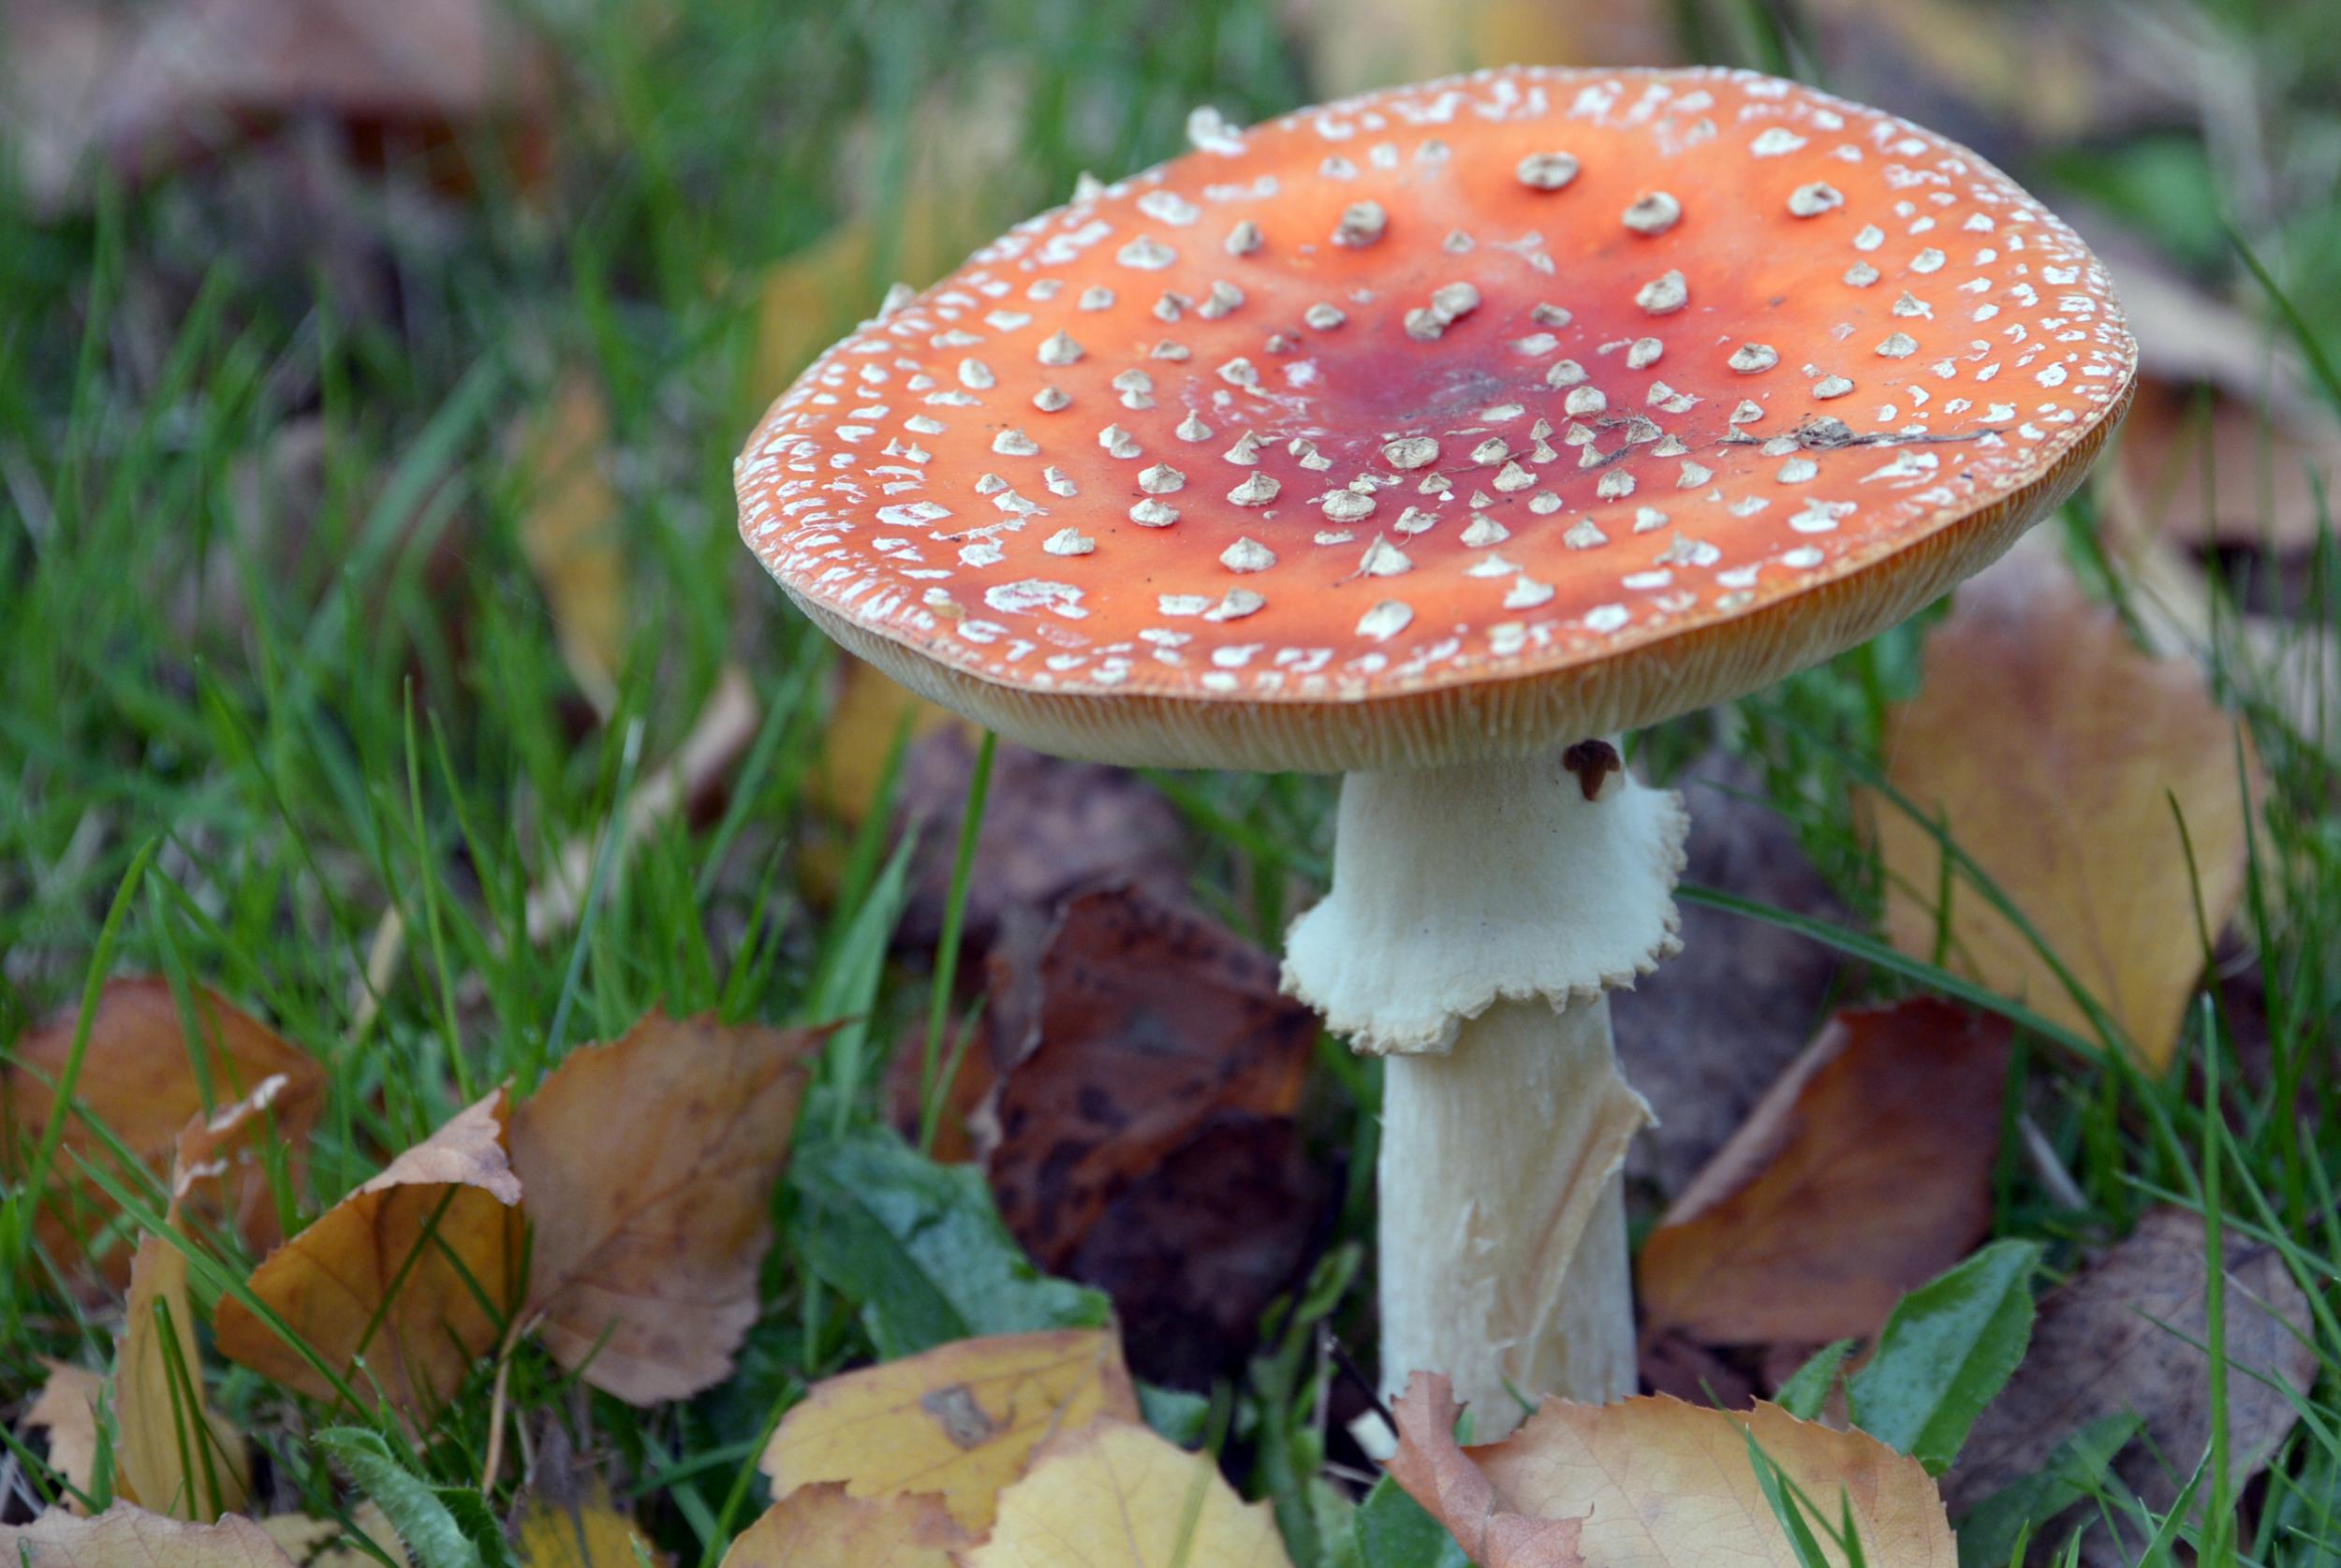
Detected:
left=512, top=372, right=627, bottom=716
left=893, top=729, right=1190, bottom=952
left=1873, top=541, right=2262, bottom=1068
left=22, top=1363, right=105, bottom=1510
left=1065, top=1111, right=1331, bottom=1389
left=215, top=1089, right=523, bottom=1411
left=789, top=1129, right=1110, bottom=1362
left=963, top=1419, right=1294, bottom=1568
left=760, top=1328, right=1139, bottom=1534
left=255, top=1507, right=401, bottom=1568
left=1389, top=1373, right=1955, bottom=1568
left=719, top=1484, right=967, bottom=1568
left=3, top=977, right=322, bottom=1285
left=2114, top=376, right=2341, bottom=552
left=977, top=886, right=1316, bottom=1272
left=1, top=0, right=547, bottom=213
left=804, top=654, right=971, bottom=832
left=0, top=1504, right=296, bottom=1567
left=508, top=1012, right=817, bottom=1404
left=1946, top=1208, right=2319, bottom=1530
left=1613, top=753, right=1851, bottom=1198
left=1637, top=1000, right=2010, bottom=1348
left=512, top=1483, right=660, bottom=1568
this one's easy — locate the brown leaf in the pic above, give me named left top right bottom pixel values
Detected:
left=2114, top=376, right=2341, bottom=552
left=977, top=886, right=1316, bottom=1274
left=893, top=728, right=1190, bottom=952
left=759, top=1329, right=1140, bottom=1535
left=1873, top=543, right=2262, bottom=1068
left=962, top=1419, right=1294, bottom=1568
left=1390, top=1371, right=1956, bottom=1568
left=1614, top=753, right=1851, bottom=1198
left=4, top=977, right=322, bottom=1286
left=1946, top=1207, right=2319, bottom=1525
left=0, top=1505, right=297, bottom=1567
left=1065, top=1112, right=1331, bottom=1390
left=513, top=372, right=627, bottom=716
left=2, top=0, right=547, bottom=213
left=719, top=1485, right=967, bottom=1568
left=508, top=1012, right=818, bottom=1404
left=1637, top=999, right=2010, bottom=1348
left=22, top=1363, right=105, bottom=1511
left=214, top=1089, right=523, bottom=1411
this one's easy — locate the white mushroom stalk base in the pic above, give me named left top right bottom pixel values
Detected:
left=1282, top=741, right=1686, bottom=1441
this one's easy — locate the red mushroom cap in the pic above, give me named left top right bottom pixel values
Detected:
left=738, top=66, right=2136, bottom=771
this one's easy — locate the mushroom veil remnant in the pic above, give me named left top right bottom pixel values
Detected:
left=737, top=66, right=2137, bottom=1436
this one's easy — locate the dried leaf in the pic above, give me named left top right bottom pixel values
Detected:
left=4, top=978, right=322, bottom=1286
left=22, top=1363, right=105, bottom=1511
left=759, top=1328, right=1140, bottom=1534
left=214, top=1090, right=523, bottom=1411
left=1874, top=543, right=2261, bottom=1068
left=508, top=1013, right=817, bottom=1404
left=1065, top=1112, right=1331, bottom=1390
left=1389, top=1373, right=1955, bottom=1568
left=893, top=729, right=1190, bottom=952
left=719, top=1485, right=967, bottom=1568
left=2114, top=376, right=2341, bottom=551
left=514, top=373, right=626, bottom=715
left=962, top=1419, right=1294, bottom=1568
left=512, top=1484, right=660, bottom=1568
left=1614, top=753, right=1850, bottom=1197
left=1637, top=1000, right=2010, bottom=1348
left=255, top=1507, right=401, bottom=1568
left=978, top=886, right=1315, bottom=1273
left=0, top=1505, right=297, bottom=1567
left=1946, top=1208, right=2319, bottom=1525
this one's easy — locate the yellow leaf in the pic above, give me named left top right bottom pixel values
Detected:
left=0, top=1505, right=296, bottom=1567
left=1872, top=543, right=2262, bottom=1068
left=508, top=1013, right=819, bottom=1404
left=258, top=1505, right=402, bottom=1568
left=805, top=655, right=972, bottom=830
left=513, top=1485, right=661, bottom=1568
left=719, top=1484, right=966, bottom=1568
left=22, top=1363, right=104, bottom=1511
left=1389, top=1373, right=1953, bottom=1568
left=514, top=371, right=626, bottom=715
left=963, top=1420, right=1293, bottom=1568
left=760, top=1329, right=1139, bottom=1534
left=215, top=1090, right=524, bottom=1411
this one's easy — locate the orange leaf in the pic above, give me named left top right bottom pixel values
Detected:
left=760, top=1329, right=1139, bottom=1534
left=4, top=978, right=321, bottom=1285
left=1873, top=544, right=2261, bottom=1068
left=214, top=1090, right=523, bottom=1412
left=719, top=1485, right=966, bottom=1568
left=508, top=1013, right=819, bottom=1404
left=1636, top=999, right=2009, bottom=1347
left=1389, top=1372, right=1955, bottom=1567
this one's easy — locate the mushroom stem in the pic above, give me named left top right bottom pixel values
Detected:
left=1282, top=741, right=1686, bottom=1436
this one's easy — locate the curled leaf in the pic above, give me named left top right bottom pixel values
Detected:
left=215, top=1090, right=523, bottom=1411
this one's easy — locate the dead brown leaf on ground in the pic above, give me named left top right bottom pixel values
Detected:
left=1947, top=1207, right=2319, bottom=1532
left=508, top=1013, right=819, bottom=1405
left=1874, top=541, right=2261, bottom=1069
left=1637, top=999, right=2009, bottom=1351
left=0, top=1505, right=297, bottom=1568
left=719, top=1485, right=967, bottom=1568
left=1614, top=753, right=1850, bottom=1200
left=214, top=1089, right=523, bottom=1412
left=759, top=1328, right=1140, bottom=1535
left=1389, top=1372, right=1955, bottom=1568
left=1, top=0, right=548, bottom=213
left=3, top=977, right=322, bottom=1287
left=22, top=1363, right=104, bottom=1511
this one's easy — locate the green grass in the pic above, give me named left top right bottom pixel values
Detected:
left=4, top=0, right=2340, bottom=1563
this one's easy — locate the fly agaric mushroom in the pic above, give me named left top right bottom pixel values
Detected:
left=737, top=66, right=2136, bottom=1434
